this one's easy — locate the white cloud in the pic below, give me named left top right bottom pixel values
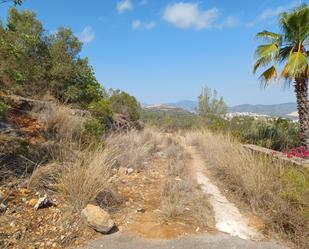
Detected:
left=258, top=6, right=287, bottom=20
left=225, top=16, right=238, bottom=28
left=144, top=21, right=156, bottom=29
left=132, top=19, right=156, bottom=30
left=248, top=2, right=297, bottom=27
left=78, top=26, right=95, bottom=44
left=132, top=20, right=142, bottom=30
left=163, top=2, right=219, bottom=30
left=117, top=0, right=133, bottom=14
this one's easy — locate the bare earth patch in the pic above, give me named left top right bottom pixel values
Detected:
left=108, top=152, right=213, bottom=239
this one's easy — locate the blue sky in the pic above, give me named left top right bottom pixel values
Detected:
left=1, top=0, right=308, bottom=105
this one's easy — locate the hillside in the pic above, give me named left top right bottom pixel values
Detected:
left=141, top=104, right=198, bottom=130
left=165, top=100, right=198, bottom=113
left=164, top=101, right=297, bottom=118
left=229, top=103, right=297, bottom=117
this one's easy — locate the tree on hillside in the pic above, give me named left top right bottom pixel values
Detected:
left=253, top=4, right=309, bottom=148
left=0, top=8, right=48, bottom=94
left=198, top=86, right=227, bottom=120
left=0, top=8, right=115, bottom=132
left=109, top=89, right=140, bottom=121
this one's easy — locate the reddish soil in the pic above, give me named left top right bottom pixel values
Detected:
left=8, top=110, right=46, bottom=144
left=110, top=154, right=208, bottom=240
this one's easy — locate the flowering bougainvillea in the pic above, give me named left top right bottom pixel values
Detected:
left=283, top=146, right=309, bottom=159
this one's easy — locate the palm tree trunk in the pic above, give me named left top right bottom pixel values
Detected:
left=295, top=75, right=309, bottom=148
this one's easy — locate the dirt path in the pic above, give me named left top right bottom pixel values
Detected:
left=185, top=144, right=261, bottom=240
left=81, top=136, right=289, bottom=249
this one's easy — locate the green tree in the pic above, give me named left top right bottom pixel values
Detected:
left=48, top=27, right=107, bottom=106
left=253, top=4, right=309, bottom=148
left=109, top=89, right=140, bottom=121
left=198, top=86, right=227, bottom=120
left=0, top=8, right=48, bottom=94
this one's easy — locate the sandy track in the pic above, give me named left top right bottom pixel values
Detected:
left=185, top=144, right=261, bottom=240
left=81, top=136, right=288, bottom=249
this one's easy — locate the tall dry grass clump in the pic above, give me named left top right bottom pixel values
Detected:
left=105, top=127, right=163, bottom=170
left=57, top=145, right=117, bottom=210
left=185, top=130, right=308, bottom=249
left=28, top=142, right=118, bottom=211
left=29, top=127, right=164, bottom=211
left=37, top=103, right=86, bottom=141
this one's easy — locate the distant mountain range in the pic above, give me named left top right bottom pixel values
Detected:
left=166, top=100, right=198, bottom=113
left=229, top=103, right=297, bottom=117
left=148, top=100, right=298, bottom=118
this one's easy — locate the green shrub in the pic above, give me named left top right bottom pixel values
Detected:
left=215, top=116, right=300, bottom=151
left=141, top=109, right=200, bottom=131
left=109, top=89, right=140, bottom=121
left=87, top=99, right=112, bottom=124
left=84, top=118, right=107, bottom=140
left=0, top=101, right=11, bottom=118
left=243, top=118, right=300, bottom=150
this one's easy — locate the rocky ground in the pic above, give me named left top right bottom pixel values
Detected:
left=0, top=149, right=209, bottom=249
left=0, top=182, right=98, bottom=248
left=0, top=95, right=291, bottom=249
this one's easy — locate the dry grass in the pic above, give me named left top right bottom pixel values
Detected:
left=56, top=145, right=116, bottom=211
left=28, top=127, right=164, bottom=211
left=28, top=143, right=117, bottom=211
left=185, top=130, right=309, bottom=249
left=105, top=127, right=163, bottom=170
left=37, top=103, right=86, bottom=141
left=28, top=162, right=61, bottom=190
left=160, top=139, right=214, bottom=228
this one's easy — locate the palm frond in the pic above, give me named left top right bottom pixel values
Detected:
left=258, top=66, right=278, bottom=87
left=255, top=43, right=279, bottom=58
left=256, top=30, right=282, bottom=44
left=279, top=4, right=309, bottom=44
left=253, top=55, right=272, bottom=74
left=254, top=43, right=281, bottom=75
left=283, top=51, right=308, bottom=78
left=279, top=46, right=294, bottom=62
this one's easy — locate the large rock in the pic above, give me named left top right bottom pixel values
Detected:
left=34, top=195, right=55, bottom=210
left=81, top=204, right=115, bottom=234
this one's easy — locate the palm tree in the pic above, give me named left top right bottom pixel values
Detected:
left=253, top=4, right=309, bottom=148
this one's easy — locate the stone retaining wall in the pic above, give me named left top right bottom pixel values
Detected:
left=242, top=144, right=309, bottom=168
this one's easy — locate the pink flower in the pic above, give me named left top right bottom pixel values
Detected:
left=303, top=152, right=309, bottom=159
left=287, top=153, right=293, bottom=159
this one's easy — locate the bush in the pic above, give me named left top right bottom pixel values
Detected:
left=0, top=101, right=11, bottom=118
left=84, top=118, right=107, bottom=140
left=109, top=89, right=140, bottom=121
left=212, top=116, right=300, bottom=151
left=246, top=118, right=300, bottom=150
left=87, top=99, right=112, bottom=123
left=141, top=109, right=200, bottom=131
